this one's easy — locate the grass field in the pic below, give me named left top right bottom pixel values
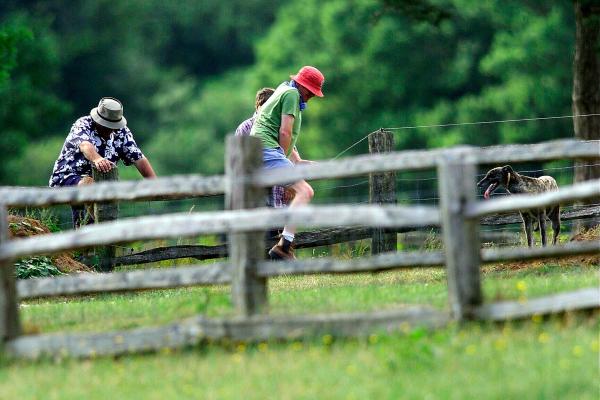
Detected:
left=0, top=263, right=600, bottom=399
left=1, top=262, right=598, bottom=399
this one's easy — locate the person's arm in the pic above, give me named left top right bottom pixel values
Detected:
left=134, top=157, right=157, bottom=178
left=79, top=141, right=114, bottom=173
left=290, top=147, right=315, bottom=166
left=278, top=114, right=295, bottom=155
left=289, top=147, right=302, bottom=164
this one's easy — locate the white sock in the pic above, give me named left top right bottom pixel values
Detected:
left=282, top=231, right=295, bottom=242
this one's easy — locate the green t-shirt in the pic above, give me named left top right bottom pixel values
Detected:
left=250, top=82, right=302, bottom=155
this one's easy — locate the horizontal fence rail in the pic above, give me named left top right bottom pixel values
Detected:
left=475, top=288, right=600, bottom=321
left=1, top=140, right=596, bottom=207
left=7, top=306, right=450, bottom=359
left=0, top=175, right=226, bottom=207
left=0, top=204, right=440, bottom=262
left=106, top=204, right=600, bottom=267
left=473, top=140, right=600, bottom=165
left=253, top=140, right=600, bottom=188
left=17, top=263, right=232, bottom=300
left=17, top=240, right=599, bottom=301
left=257, top=251, right=446, bottom=277
left=467, top=179, right=600, bottom=218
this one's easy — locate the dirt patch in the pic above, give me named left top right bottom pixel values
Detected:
left=8, top=215, right=93, bottom=274
left=570, top=224, right=600, bottom=242
left=7, top=215, right=51, bottom=237
left=488, top=225, right=599, bottom=272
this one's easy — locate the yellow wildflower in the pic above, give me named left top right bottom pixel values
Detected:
left=465, top=344, right=477, bottom=355
left=538, top=332, right=550, bottom=344
left=531, top=314, right=543, bottom=323
left=368, top=334, right=379, bottom=344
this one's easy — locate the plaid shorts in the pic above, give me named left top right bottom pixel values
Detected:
left=267, top=186, right=286, bottom=208
left=262, top=148, right=291, bottom=208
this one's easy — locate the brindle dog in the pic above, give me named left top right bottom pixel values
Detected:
left=477, top=165, right=560, bottom=247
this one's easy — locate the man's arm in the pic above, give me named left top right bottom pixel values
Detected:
left=290, top=147, right=315, bottom=166
left=278, top=114, right=295, bottom=155
left=80, top=141, right=114, bottom=173
left=134, top=157, right=157, bottom=178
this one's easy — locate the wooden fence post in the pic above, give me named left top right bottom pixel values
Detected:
left=0, top=204, right=21, bottom=344
left=437, top=149, right=482, bottom=320
left=225, top=135, right=267, bottom=316
left=92, top=167, right=120, bottom=272
left=369, top=129, right=397, bottom=254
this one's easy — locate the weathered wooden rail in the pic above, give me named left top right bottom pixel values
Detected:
left=1, top=138, right=599, bottom=359
left=106, top=204, right=600, bottom=267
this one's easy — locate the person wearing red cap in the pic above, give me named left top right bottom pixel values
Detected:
left=250, top=66, right=325, bottom=260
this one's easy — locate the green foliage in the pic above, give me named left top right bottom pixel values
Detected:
left=0, top=15, right=32, bottom=87
left=0, top=0, right=581, bottom=188
left=14, top=256, right=63, bottom=279
left=23, top=207, right=61, bottom=232
left=5, top=137, right=64, bottom=186
left=0, top=13, right=70, bottom=183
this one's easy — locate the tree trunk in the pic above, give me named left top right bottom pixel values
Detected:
left=572, top=0, right=600, bottom=232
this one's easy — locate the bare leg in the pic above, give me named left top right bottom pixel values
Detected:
left=269, top=179, right=314, bottom=260
left=281, top=179, right=314, bottom=236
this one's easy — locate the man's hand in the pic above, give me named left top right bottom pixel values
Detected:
left=92, top=157, right=115, bottom=173
left=296, top=160, right=316, bottom=166
left=290, top=147, right=316, bottom=166
left=80, top=141, right=115, bottom=172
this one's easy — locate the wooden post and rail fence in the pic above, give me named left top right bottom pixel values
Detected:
left=58, top=129, right=600, bottom=268
left=0, top=138, right=599, bottom=359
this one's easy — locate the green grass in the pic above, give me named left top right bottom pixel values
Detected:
left=3, top=262, right=599, bottom=399
left=1, top=316, right=598, bottom=399
left=19, top=264, right=598, bottom=334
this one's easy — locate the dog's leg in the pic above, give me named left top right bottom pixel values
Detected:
left=549, top=206, right=561, bottom=245
left=522, top=213, right=534, bottom=247
left=538, top=210, right=547, bottom=247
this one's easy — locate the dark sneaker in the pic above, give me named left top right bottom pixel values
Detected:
left=268, top=238, right=296, bottom=260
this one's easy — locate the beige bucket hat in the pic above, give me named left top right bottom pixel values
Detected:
left=90, top=97, right=127, bottom=129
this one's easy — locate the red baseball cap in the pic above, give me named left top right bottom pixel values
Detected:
left=290, top=66, right=325, bottom=97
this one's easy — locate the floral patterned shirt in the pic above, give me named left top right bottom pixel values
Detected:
left=49, top=116, right=144, bottom=187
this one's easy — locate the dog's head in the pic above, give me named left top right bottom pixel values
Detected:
left=477, top=165, right=515, bottom=200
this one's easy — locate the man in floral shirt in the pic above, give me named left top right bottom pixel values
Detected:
left=50, top=97, right=156, bottom=227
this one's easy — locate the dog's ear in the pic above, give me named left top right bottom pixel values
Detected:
left=502, top=165, right=514, bottom=186
left=502, top=165, right=515, bottom=174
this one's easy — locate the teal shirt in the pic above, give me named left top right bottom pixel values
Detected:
left=250, top=82, right=302, bottom=156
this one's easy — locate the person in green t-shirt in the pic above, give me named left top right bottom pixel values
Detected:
left=250, top=65, right=325, bottom=260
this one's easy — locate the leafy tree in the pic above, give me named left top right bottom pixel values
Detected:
left=0, top=17, right=31, bottom=86
left=572, top=0, right=599, bottom=230
left=0, top=13, right=69, bottom=184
